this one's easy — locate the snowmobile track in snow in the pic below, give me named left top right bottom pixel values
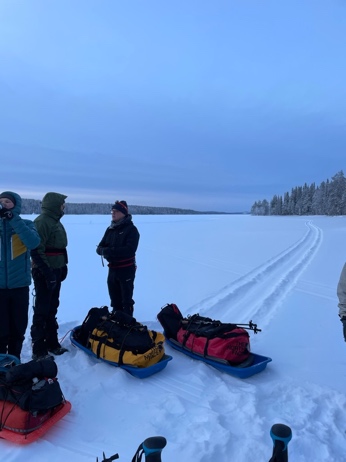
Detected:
left=196, top=220, right=323, bottom=327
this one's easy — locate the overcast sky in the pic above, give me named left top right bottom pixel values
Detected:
left=0, top=0, right=345, bottom=212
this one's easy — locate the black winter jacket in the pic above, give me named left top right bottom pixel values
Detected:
left=97, top=215, right=139, bottom=269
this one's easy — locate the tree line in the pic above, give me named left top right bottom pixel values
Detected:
left=251, top=170, right=346, bottom=216
left=21, top=199, right=224, bottom=215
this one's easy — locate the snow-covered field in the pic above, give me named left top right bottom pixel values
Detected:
left=2, top=214, right=346, bottom=461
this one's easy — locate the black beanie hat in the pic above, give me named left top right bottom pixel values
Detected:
left=112, top=200, right=128, bottom=215
left=0, top=192, right=16, bottom=205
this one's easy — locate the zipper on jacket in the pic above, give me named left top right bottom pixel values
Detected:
left=1, top=221, right=9, bottom=287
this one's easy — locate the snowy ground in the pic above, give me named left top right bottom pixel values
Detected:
left=2, top=214, right=346, bottom=461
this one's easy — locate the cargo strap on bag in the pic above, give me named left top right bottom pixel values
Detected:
left=93, top=324, right=139, bottom=366
left=180, top=315, right=244, bottom=357
left=175, top=312, right=262, bottom=365
left=83, top=307, right=165, bottom=368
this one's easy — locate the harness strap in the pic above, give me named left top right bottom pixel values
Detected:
left=108, top=257, right=136, bottom=269
left=44, top=247, right=68, bottom=263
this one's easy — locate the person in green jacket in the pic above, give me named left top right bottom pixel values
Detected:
left=30, top=192, right=69, bottom=360
left=0, top=191, right=40, bottom=360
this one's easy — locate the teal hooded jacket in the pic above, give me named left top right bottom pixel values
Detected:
left=0, top=191, right=40, bottom=289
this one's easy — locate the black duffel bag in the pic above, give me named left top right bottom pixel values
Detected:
left=0, top=358, right=65, bottom=413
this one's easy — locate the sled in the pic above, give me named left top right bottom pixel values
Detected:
left=165, top=337, right=272, bottom=379
left=0, top=354, right=21, bottom=372
left=0, top=400, right=72, bottom=444
left=70, top=326, right=172, bottom=379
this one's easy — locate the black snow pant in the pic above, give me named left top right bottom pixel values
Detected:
left=31, top=268, right=63, bottom=356
left=107, top=266, right=136, bottom=316
left=0, top=286, right=29, bottom=360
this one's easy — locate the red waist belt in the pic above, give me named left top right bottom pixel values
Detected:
left=108, top=257, right=136, bottom=269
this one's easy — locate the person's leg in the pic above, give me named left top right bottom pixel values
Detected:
left=0, top=289, right=10, bottom=354
left=31, top=269, right=52, bottom=357
left=45, top=278, right=62, bottom=351
left=118, top=267, right=136, bottom=316
left=107, top=270, right=123, bottom=311
left=8, top=286, right=29, bottom=360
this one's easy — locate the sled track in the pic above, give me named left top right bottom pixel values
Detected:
left=150, top=221, right=323, bottom=399
left=194, top=220, right=323, bottom=327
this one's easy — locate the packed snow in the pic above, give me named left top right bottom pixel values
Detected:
left=2, top=214, right=346, bottom=461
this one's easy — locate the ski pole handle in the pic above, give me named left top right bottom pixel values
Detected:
left=142, top=436, right=167, bottom=462
left=269, top=424, right=292, bottom=462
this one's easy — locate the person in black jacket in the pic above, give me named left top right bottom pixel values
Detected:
left=96, top=200, right=140, bottom=316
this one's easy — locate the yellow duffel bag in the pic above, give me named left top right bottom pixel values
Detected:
left=89, top=321, right=165, bottom=368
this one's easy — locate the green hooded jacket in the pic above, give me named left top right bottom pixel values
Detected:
left=32, top=192, right=68, bottom=270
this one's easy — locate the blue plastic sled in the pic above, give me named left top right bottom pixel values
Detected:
left=70, top=326, right=172, bottom=379
left=0, top=354, right=21, bottom=372
left=165, top=338, right=272, bottom=379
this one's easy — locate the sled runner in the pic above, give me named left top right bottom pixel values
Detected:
left=165, top=337, right=271, bottom=378
left=70, top=326, right=172, bottom=379
left=0, top=400, right=72, bottom=444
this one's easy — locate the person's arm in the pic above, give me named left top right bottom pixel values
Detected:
left=96, top=230, right=109, bottom=255
left=31, top=219, right=54, bottom=266
left=101, top=227, right=139, bottom=259
left=30, top=219, right=57, bottom=289
left=337, top=263, right=346, bottom=318
left=337, top=263, right=346, bottom=341
left=8, top=215, right=40, bottom=249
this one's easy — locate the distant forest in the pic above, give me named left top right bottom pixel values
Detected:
left=251, top=170, right=346, bottom=216
left=21, top=200, right=226, bottom=215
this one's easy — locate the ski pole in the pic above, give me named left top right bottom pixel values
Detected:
left=96, top=451, right=119, bottom=461
left=131, top=436, right=167, bottom=462
left=235, top=320, right=262, bottom=333
left=269, top=423, right=292, bottom=462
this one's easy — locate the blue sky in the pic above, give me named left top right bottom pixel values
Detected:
left=0, top=0, right=345, bottom=212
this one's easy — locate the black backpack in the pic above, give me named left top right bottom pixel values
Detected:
left=157, top=303, right=183, bottom=340
left=90, top=313, right=156, bottom=356
left=75, top=306, right=110, bottom=347
left=0, top=358, right=65, bottom=413
left=76, top=307, right=158, bottom=358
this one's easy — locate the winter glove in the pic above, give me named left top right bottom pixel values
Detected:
left=45, top=269, right=57, bottom=290
left=341, top=316, right=346, bottom=342
left=0, top=209, right=13, bottom=220
left=60, top=265, right=68, bottom=282
left=96, top=246, right=110, bottom=257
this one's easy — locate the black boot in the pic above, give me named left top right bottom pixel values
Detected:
left=48, top=346, right=69, bottom=356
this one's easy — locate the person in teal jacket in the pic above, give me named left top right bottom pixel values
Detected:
left=0, top=191, right=40, bottom=360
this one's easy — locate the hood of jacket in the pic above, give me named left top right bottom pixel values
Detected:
left=41, top=192, right=67, bottom=218
left=0, top=190, right=22, bottom=215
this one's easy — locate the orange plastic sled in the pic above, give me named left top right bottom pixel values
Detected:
left=0, top=400, right=72, bottom=444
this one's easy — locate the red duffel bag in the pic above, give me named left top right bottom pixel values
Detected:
left=176, top=314, right=250, bottom=365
